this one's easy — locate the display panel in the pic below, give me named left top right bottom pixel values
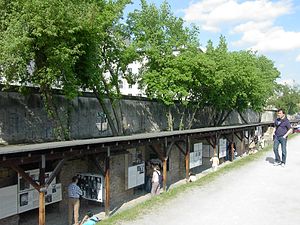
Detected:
left=0, top=185, right=18, bottom=219
left=219, top=138, right=227, bottom=158
left=17, top=169, right=62, bottom=213
left=77, top=173, right=104, bottom=202
left=127, top=163, right=145, bottom=189
left=190, top=143, right=203, bottom=168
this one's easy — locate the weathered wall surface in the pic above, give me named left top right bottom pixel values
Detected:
left=0, top=89, right=273, bottom=145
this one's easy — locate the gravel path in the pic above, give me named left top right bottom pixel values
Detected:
left=121, top=135, right=300, bottom=225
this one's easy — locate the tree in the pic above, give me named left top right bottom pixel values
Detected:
left=193, top=36, right=280, bottom=125
left=268, top=84, right=300, bottom=115
left=127, top=0, right=200, bottom=130
left=0, top=0, right=132, bottom=138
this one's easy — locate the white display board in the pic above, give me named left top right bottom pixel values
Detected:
left=77, top=173, right=104, bottom=202
left=219, top=138, right=227, bottom=158
left=18, top=169, right=56, bottom=192
left=190, top=143, right=203, bottom=168
left=0, top=185, right=18, bottom=219
left=127, top=163, right=145, bottom=189
left=17, top=169, right=61, bottom=213
left=18, top=183, right=62, bottom=213
left=256, top=126, right=263, bottom=138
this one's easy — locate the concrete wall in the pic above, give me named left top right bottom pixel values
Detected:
left=0, top=89, right=274, bottom=145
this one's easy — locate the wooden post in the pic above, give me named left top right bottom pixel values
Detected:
left=247, top=129, right=250, bottom=151
left=39, top=192, right=45, bottom=225
left=240, top=131, right=245, bottom=155
left=185, top=136, right=190, bottom=180
left=105, top=148, right=110, bottom=217
left=39, top=155, right=46, bottom=225
left=230, top=142, right=235, bottom=161
left=215, top=134, right=219, bottom=157
left=162, top=159, right=167, bottom=191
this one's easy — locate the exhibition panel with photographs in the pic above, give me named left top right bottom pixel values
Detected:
left=0, top=169, right=62, bottom=219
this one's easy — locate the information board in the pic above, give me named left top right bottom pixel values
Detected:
left=219, top=138, right=227, bottom=158
left=127, top=163, right=145, bottom=189
left=190, top=143, right=203, bottom=168
left=0, top=185, right=18, bottom=219
left=17, top=169, right=62, bottom=213
left=77, top=173, right=104, bottom=202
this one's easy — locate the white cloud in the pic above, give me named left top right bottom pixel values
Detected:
left=296, top=54, right=300, bottom=62
left=233, top=25, right=300, bottom=52
left=184, top=0, right=292, bottom=32
left=183, top=0, right=300, bottom=53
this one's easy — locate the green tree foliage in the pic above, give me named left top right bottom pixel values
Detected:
left=0, top=0, right=132, bottom=137
left=127, top=0, right=200, bottom=130
left=198, top=36, right=280, bottom=125
left=268, top=84, right=300, bottom=115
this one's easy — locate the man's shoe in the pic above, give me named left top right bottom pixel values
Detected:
left=273, top=161, right=281, bottom=166
left=281, top=163, right=285, bottom=167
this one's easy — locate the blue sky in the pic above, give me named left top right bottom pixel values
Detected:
left=125, top=0, right=300, bottom=85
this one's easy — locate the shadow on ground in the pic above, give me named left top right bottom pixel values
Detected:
left=265, top=157, right=275, bottom=164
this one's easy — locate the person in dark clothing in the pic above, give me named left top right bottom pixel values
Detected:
left=273, top=109, right=293, bottom=167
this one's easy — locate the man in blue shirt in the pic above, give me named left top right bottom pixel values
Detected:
left=273, top=109, right=293, bottom=167
left=68, top=176, right=83, bottom=225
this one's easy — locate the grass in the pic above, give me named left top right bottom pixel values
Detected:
left=98, top=133, right=298, bottom=225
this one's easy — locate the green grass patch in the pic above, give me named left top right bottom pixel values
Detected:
left=98, top=134, right=298, bottom=225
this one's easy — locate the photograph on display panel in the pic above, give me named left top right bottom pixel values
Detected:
left=77, top=173, right=104, bottom=202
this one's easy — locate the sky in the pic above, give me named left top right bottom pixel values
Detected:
left=125, top=0, right=300, bottom=86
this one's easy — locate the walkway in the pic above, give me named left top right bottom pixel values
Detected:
left=121, top=135, right=300, bottom=225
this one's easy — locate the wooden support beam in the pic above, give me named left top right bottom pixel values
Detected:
left=149, top=145, right=164, bottom=161
left=39, top=155, right=46, bottom=225
left=105, top=148, right=111, bottom=217
left=91, top=157, right=105, bottom=176
left=185, top=136, right=190, bottom=181
left=247, top=129, right=250, bottom=151
left=10, top=164, right=40, bottom=191
left=221, top=134, right=233, bottom=143
left=39, top=192, right=45, bottom=225
left=166, top=141, right=175, bottom=158
left=240, top=131, right=245, bottom=155
left=162, top=159, right=167, bottom=191
left=230, top=142, right=235, bottom=161
left=46, top=158, right=66, bottom=186
left=175, top=143, right=186, bottom=155
left=234, top=132, right=243, bottom=141
left=205, top=137, right=215, bottom=148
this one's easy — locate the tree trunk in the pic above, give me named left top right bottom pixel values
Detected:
left=40, top=85, right=69, bottom=140
left=238, top=111, right=248, bottom=124
left=187, top=107, right=199, bottom=129
left=93, top=88, right=119, bottom=136
left=217, top=110, right=232, bottom=126
left=166, top=107, right=174, bottom=131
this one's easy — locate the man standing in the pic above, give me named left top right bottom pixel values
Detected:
left=273, top=109, right=293, bottom=167
left=68, top=176, right=83, bottom=225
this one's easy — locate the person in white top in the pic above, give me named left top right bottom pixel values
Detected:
left=151, top=165, right=161, bottom=195
left=210, top=153, right=220, bottom=171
